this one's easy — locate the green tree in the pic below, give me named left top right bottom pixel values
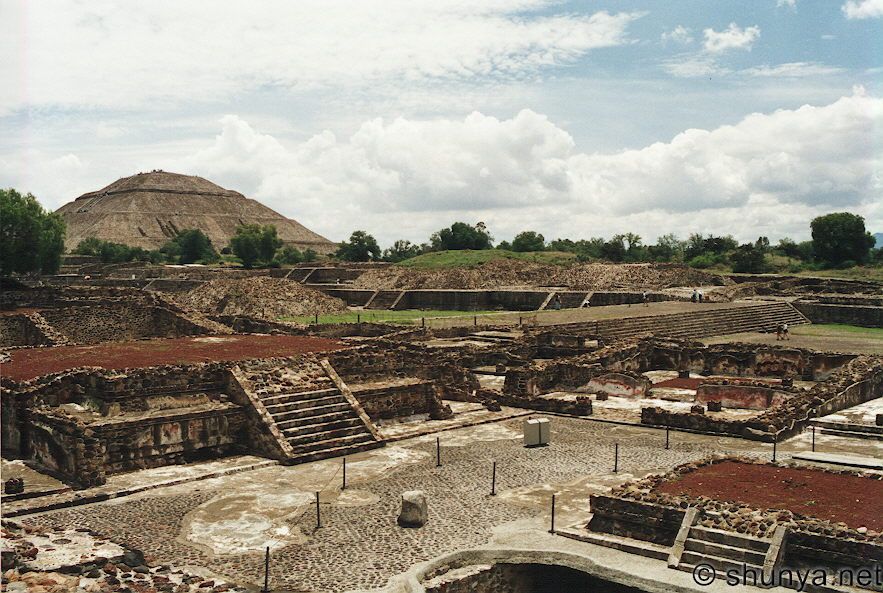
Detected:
left=648, top=233, right=685, bottom=262
left=600, top=236, right=626, bottom=262
left=811, top=212, right=875, bottom=267
left=0, top=188, right=65, bottom=276
left=511, top=231, right=545, bottom=252
left=302, top=248, right=318, bottom=262
left=496, top=240, right=512, bottom=251
left=382, top=240, right=420, bottom=263
left=730, top=243, right=767, bottom=273
left=75, top=238, right=161, bottom=264
left=230, top=224, right=283, bottom=268
left=336, top=230, right=381, bottom=262
left=430, top=222, right=493, bottom=250
left=161, top=229, right=218, bottom=264
left=274, top=245, right=303, bottom=265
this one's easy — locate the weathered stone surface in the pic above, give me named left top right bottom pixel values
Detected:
left=398, top=490, right=428, bottom=527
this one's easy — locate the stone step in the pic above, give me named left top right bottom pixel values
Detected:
left=817, top=428, right=883, bottom=441
left=680, top=553, right=763, bottom=576
left=287, top=432, right=375, bottom=455
left=286, top=425, right=368, bottom=446
left=280, top=416, right=364, bottom=437
left=274, top=410, right=356, bottom=431
left=263, top=394, right=346, bottom=414
left=684, top=538, right=767, bottom=565
left=287, top=438, right=383, bottom=465
left=259, top=388, right=339, bottom=405
left=267, top=400, right=352, bottom=421
left=689, top=526, right=770, bottom=552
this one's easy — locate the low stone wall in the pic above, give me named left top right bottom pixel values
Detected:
left=588, top=292, right=674, bottom=306
left=95, top=407, right=247, bottom=474
left=587, top=494, right=686, bottom=546
left=142, top=278, right=206, bottom=293
left=40, top=304, right=211, bottom=344
left=695, top=383, right=789, bottom=410
left=352, top=380, right=451, bottom=420
left=793, top=301, right=883, bottom=328
left=611, top=457, right=883, bottom=560
left=329, top=343, right=485, bottom=401
left=786, top=531, right=883, bottom=569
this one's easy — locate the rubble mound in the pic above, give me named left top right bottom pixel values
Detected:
left=353, top=260, right=725, bottom=290
left=175, top=277, right=347, bottom=319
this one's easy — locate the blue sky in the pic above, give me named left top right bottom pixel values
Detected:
left=1, top=0, right=881, bottom=246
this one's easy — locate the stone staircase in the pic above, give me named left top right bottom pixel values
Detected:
left=678, top=526, right=770, bottom=576
left=24, top=311, right=73, bottom=346
left=365, top=290, right=404, bottom=310
left=242, top=361, right=382, bottom=463
left=809, top=418, right=883, bottom=441
left=556, top=291, right=591, bottom=309
left=597, top=302, right=808, bottom=342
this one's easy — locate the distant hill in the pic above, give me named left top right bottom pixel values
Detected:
left=874, top=232, right=883, bottom=248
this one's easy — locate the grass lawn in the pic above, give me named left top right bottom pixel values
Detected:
left=397, top=249, right=577, bottom=268
left=793, top=266, right=883, bottom=283
left=281, top=309, right=504, bottom=325
left=791, top=323, right=883, bottom=338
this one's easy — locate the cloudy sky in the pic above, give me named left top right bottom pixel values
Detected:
left=2, top=0, right=881, bottom=246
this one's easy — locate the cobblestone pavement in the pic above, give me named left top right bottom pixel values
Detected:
left=26, top=417, right=786, bottom=593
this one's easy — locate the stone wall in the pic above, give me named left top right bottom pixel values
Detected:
left=2, top=362, right=254, bottom=487
left=329, top=343, right=485, bottom=401
left=587, top=494, right=686, bottom=546
left=793, top=301, right=883, bottom=328
left=40, top=304, right=211, bottom=344
left=0, top=314, right=51, bottom=347
left=352, top=380, right=451, bottom=420
left=695, top=384, right=789, bottom=410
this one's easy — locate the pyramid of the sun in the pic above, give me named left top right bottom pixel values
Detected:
left=56, top=170, right=336, bottom=254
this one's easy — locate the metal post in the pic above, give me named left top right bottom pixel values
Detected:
left=315, top=492, right=321, bottom=528
left=811, top=426, right=816, bottom=452
left=315, top=312, right=319, bottom=324
left=490, top=461, right=497, bottom=496
left=261, top=546, right=270, bottom=593
left=436, top=437, right=441, bottom=467
left=342, top=457, right=347, bottom=490
left=519, top=316, right=523, bottom=326
left=772, top=440, right=777, bottom=462
left=549, top=494, right=556, bottom=533
left=474, top=315, right=477, bottom=326
left=665, top=427, right=670, bottom=450
left=357, top=313, right=360, bottom=324
left=614, top=443, right=619, bottom=473
left=421, top=317, right=425, bottom=328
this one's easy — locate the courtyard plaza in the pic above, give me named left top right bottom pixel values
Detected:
left=13, top=413, right=882, bottom=593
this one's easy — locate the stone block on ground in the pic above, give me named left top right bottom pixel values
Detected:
left=398, top=490, right=428, bottom=527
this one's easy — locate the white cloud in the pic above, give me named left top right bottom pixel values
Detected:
left=661, top=25, right=693, bottom=45
left=172, top=91, right=881, bottom=244
left=0, top=1, right=642, bottom=114
left=662, top=55, right=728, bottom=78
left=742, top=62, right=845, bottom=77
left=842, top=0, right=883, bottom=18
left=776, top=0, right=797, bottom=8
left=703, top=23, right=761, bottom=53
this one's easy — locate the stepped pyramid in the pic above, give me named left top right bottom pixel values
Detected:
left=56, top=170, right=336, bottom=254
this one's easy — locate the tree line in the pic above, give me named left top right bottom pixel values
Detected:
left=1, top=186, right=879, bottom=276
left=336, top=213, right=881, bottom=272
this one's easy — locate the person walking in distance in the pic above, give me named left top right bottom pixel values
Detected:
left=775, top=323, right=783, bottom=341
left=782, top=323, right=789, bottom=340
